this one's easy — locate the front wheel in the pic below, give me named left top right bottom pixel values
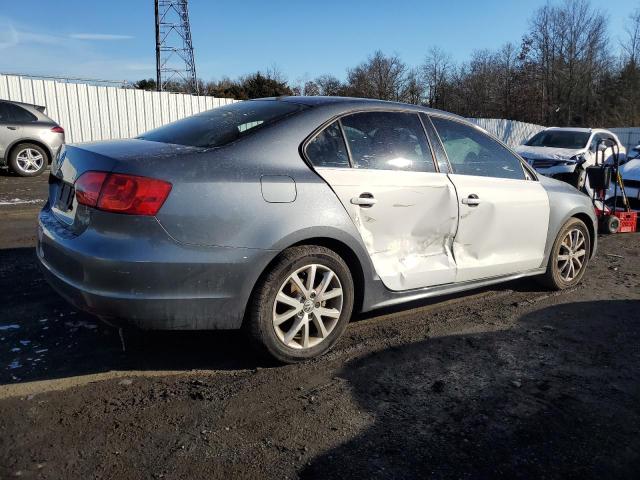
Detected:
left=538, top=218, right=591, bottom=290
left=245, top=245, right=354, bottom=363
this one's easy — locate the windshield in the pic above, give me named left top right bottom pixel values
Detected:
left=138, top=100, right=306, bottom=148
left=525, top=130, right=590, bottom=150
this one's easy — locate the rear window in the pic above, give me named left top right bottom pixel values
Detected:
left=0, top=102, right=38, bottom=122
left=138, top=100, right=306, bottom=148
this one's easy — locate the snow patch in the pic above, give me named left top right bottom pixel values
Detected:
left=0, top=198, right=45, bottom=206
left=0, top=324, right=20, bottom=331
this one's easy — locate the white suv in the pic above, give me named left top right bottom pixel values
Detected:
left=516, top=128, right=626, bottom=189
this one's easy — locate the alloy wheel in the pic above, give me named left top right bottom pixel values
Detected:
left=272, top=264, right=343, bottom=349
left=557, top=228, right=587, bottom=282
left=16, top=148, right=44, bottom=173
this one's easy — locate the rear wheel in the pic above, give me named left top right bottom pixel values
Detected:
left=539, top=218, right=591, bottom=290
left=9, top=143, right=48, bottom=177
left=245, top=245, right=354, bottom=363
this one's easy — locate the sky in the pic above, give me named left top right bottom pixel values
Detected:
left=0, top=0, right=638, bottom=85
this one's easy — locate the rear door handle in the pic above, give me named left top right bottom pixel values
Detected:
left=6, top=126, right=17, bottom=130
left=462, top=194, right=480, bottom=206
left=351, top=193, right=377, bottom=207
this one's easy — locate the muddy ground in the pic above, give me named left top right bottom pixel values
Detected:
left=0, top=170, right=639, bottom=479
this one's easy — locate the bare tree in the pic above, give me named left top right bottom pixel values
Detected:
left=622, top=7, right=640, bottom=65
left=401, top=68, right=425, bottom=105
left=528, top=0, right=609, bottom=125
left=303, top=80, right=320, bottom=96
left=346, top=51, right=407, bottom=100
left=421, top=46, right=452, bottom=108
left=315, top=75, right=345, bottom=96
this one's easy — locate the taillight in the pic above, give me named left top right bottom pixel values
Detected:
left=51, top=126, right=65, bottom=134
left=75, top=171, right=107, bottom=207
left=75, top=171, right=172, bottom=216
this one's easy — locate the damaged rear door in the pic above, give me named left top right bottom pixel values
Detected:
left=429, top=115, right=549, bottom=282
left=305, top=111, right=458, bottom=291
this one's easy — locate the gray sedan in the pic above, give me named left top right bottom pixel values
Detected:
left=0, top=100, right=65, bottom=176
left=38, top=97, right=597, bottom=362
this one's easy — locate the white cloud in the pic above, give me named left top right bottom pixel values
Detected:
left=69, top=33, right=134, bottom=41
left=0, top=16, right=147, bottom=80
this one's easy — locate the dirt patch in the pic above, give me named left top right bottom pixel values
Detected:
left=0, top=173, right=639, bottom=479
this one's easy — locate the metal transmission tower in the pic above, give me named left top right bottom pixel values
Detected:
left=154, top=0, right=198, bottom=93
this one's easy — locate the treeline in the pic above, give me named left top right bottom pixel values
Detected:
left=136, top=0, right=640, bottom=127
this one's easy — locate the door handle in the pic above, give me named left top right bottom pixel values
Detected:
left=6, top=126, right=17, bottom=130
left=462, top=194, right=480, bottom=206
left=351, top=193, right=377, bottom=207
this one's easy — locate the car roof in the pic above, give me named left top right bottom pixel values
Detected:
left=544, top=126, right=613, bottom=135
left=256, top=95, right=466, bottom=120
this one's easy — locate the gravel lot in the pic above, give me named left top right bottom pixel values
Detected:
left=1, top=171, right=639, bottom=479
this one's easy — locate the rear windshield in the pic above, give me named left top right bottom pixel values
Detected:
left=525, top=130, right=590, bottom=149
left=138, top=100, right=306, bottom=148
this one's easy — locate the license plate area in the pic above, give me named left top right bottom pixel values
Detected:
left=56, top=182, right=75, bottom=212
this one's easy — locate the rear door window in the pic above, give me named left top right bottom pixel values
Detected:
left=305, top=121, right=350, bottom=168
left=340, top=112, right=436, bottom=172
left=430, top=116, right=525, bottom=180
left=138, top=100, right=306, bottom=148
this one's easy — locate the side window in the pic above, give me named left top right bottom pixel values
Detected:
left=305, top=121, right=350, bottom=168
left=340, top=112, right=436, bottom=172
left=1, top=103, right=37, bottom=123
left=430, top=116, right=525, bottom=180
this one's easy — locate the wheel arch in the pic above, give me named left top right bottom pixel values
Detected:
left=7, top=139, right=53, bottom=164
left=241, top=235, right=368, bottom=330
left=572, top=212, right=596, bottom=258
left=288, top=237, right=365, bottom=315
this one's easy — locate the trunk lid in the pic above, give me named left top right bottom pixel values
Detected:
left=48, top=139, right=203, bottom=232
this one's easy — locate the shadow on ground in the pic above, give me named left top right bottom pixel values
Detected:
left=0, top=247, right=264, bottom=384
left=0, top=245, right=553, bottom=385
left=302, top=299, right=640, bottom=480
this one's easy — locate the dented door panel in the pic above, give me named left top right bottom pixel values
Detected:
left=449, top=174, right=549, bottom=282
left=316, top=167, right=459, bottom=291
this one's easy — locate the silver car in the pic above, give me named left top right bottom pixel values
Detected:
left=38, top=97, right=597, bottom=362
left=0, top=100, right=65, bottom=176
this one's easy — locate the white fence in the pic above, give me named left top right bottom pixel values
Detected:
left=472, top=117, right=640, bottom=153
left=610, top=128, right=640, bottom=153
left=0, top=74, right=236, bottom=143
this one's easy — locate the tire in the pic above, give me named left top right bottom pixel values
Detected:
left=538, top=218, right=591, bottom=290
left=245, top=245, right=354, bottom=363
left=9, top=143, right=48, bottom=177
left=601, top=215, right=620, bottom=234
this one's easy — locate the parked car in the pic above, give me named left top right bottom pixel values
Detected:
left=516, top=127, right=626, bottom=189
left=38, top=97, right=597, bottom=362
left=0, top=100, right=65, bottom=176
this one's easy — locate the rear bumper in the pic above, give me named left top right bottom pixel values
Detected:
left=37, top=206, right=275, bottom=330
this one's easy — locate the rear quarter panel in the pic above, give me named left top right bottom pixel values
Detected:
left=112, top=107, right=380, bottom=308
left=538, top=175, right=598, bottom=264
